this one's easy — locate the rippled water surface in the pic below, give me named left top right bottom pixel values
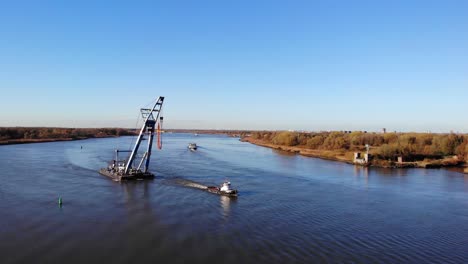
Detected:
left=1, top=134, right=468, bottom=263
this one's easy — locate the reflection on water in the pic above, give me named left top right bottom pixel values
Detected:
left=1, top=134, right=468, bottom=263
left=353, top=165, right=369, bottom=187
left=220, top=195, right=236, bottom=218
left=353, top=165, right=369, bottom=177
left=375, top=167, right=409, bottom=177
left=272, top=148, right=296, bottom=156
left=121, top=181, right=152, bottom=203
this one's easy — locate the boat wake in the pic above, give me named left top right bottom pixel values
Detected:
left=64, top=161, right=100, bottom=174
left=172, top=178, right=208, bottom=190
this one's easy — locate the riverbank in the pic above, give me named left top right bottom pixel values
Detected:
left=0, top=127, right=136, bottom=146
left=242, top=136, right=354, bottom=163
left=242, top=136, right=465, bottom=169
left=0, top=136, right=120, bottom=146
left=0, top=138, right=78, bottom=145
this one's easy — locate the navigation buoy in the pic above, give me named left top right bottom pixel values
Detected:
left=58, top=197, right=63, bottom=206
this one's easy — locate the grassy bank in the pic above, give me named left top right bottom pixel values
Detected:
left=242, top=137, right=354, bottom=163
left=242, top=131, right=468, bottom=169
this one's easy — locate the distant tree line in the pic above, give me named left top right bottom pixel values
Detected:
left=249, top=131, right=468, bottom=160
left=0, top=127, right=136, bottom=141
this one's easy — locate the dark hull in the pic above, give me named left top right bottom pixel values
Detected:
left=99, top=168, right=154, bottom=181
left=206, top=187, right=238, bottom=197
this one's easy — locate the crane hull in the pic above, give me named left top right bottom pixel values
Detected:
left=99, top=168, right=154, bottom=181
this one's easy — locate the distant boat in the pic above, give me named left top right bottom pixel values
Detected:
left=188, top=143, right=197, bottom=151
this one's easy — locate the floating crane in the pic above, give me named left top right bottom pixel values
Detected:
left=99, top=96, right=165, bottom=181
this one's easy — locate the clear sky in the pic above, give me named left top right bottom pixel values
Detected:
left=0, top=0, right=467, bottom=132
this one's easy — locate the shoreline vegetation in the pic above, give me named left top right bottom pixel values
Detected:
left=240, top=131, right=468, bottom=172
left=0, top=127, right=136, bottom=145
left=2, top=127, right=467, bottom=173
left=0, top=127, right=241, bottom=145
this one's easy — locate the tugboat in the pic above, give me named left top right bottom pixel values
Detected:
left=99, top=96, right=165, bottom=181
left=206, top=181, right=238, bottom=197
left=188, top=143, right=197, bottom=151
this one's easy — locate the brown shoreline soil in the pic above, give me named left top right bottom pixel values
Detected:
left=0, top=138, right=77, bottom=145
left=241, top=136, right=465, bottom=170
left=241, top=137, right=355, bottom=164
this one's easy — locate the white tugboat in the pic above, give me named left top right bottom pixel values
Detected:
left=206, top=181, right=238, bottom=197
left=99, top=96, right=165, bottom=181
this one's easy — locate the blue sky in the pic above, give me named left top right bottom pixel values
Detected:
left=0, top=0, right=467, bottom=132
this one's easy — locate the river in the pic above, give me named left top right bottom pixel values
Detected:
left=1, top=133, right=467, bottom=263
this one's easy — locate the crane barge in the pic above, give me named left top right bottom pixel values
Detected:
left=99, top=96, right=165, bottom=181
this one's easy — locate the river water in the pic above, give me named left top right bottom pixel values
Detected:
left=1, top=133, right=467, bottom=263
